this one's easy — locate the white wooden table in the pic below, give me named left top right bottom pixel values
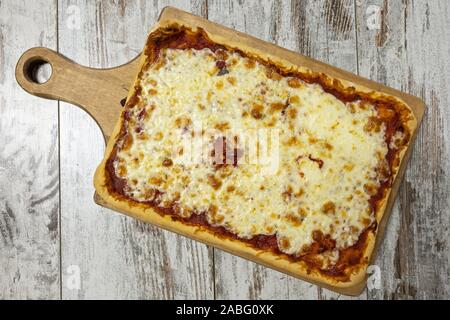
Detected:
left=1, top=0, right=449, bottom=300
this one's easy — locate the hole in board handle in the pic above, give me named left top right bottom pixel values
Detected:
left=25, top=59, right=53, bottom=84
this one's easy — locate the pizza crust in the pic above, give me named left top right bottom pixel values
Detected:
left=93, top=20, right=419, bottom=295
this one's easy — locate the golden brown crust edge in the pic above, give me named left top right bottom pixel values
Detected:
left=93, top=21, right=419, bottom=295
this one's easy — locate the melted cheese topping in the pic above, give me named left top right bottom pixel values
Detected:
left=113, top=48, right=390, bottom=261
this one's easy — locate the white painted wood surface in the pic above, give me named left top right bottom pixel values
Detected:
left=0, top=0, right=60, bottom=299
left=356, top=0, right=450, bottom=299
left=1, top=0, right=449, bottom=299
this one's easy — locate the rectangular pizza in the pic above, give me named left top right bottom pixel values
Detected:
left=94, top=20, right=418, bottom=293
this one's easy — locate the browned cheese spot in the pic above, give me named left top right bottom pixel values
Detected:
left=285, top=214, right=302, bottom=227
left=322, top=201, right=336, bottom=214
left=148, top=88, right=158, bottom=95
left=227, top=76, right=237, bottom=86
left=214, top=122, right=230, bottom=131
left=251, top=103, right=264, bottom=119
left=117, top=165, right=127, bottom=177
left=270, top=102, right=285, bottom=113
left=175, top=116, right=192, bottom=128
left=215, top=80, right=224, bottom=89
left=226, top=185, right=235, bottom=192
left=207, top=174, right=222, bottom=190
left=154, top=131, right=163, bottom=141
left=265, top=68, right=282, bottom=80
left=162, top=158, right=173, bottom=167
left=289, top=95, right=300, bottom=104
left=245, top=59, right=255, bottom=69
left=288, top=108, right=297, bottom=119
left=363, top=183, right=378, bottom=196
left=287, top=78, right=302, bottom=88
left=364, top=116, right=382, bottom=133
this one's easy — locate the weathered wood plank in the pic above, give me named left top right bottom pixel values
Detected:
left=58, top=0, right=213, bottom=299
left=356, top=0, right=450, bottom=300
left=208, top=0, right=364, bottom=299
left=0, top=0, right=59, bottom=299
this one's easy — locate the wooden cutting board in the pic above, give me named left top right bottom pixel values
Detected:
left=15, top=6, right=425, bottom=295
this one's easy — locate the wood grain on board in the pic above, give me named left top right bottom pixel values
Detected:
left=1, top=0, right=449, bottom=299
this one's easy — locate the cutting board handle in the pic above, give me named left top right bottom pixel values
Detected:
left=16, top=47, right=79, bottom=100
left=15, top=47, right=141, bottom=141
